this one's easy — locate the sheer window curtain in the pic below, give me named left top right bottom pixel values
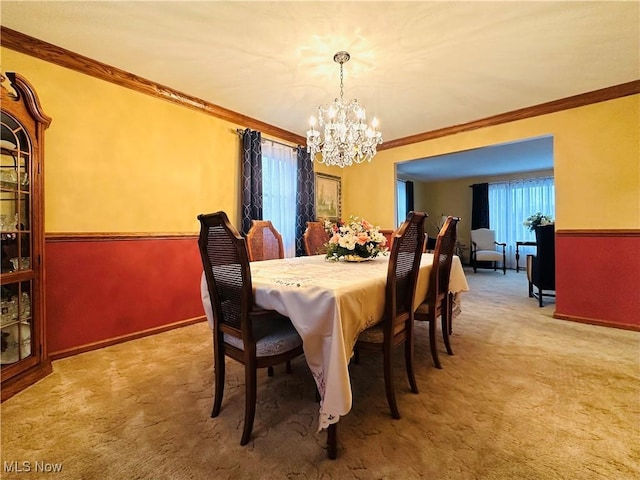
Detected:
left=262, top=140, right=298, bottom=257
left=489, top=177, right=555, bottom=269
left=396, top=180, right=407, bottom=227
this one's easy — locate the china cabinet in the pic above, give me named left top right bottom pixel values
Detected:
left=1, top=72, right=51, bottom=401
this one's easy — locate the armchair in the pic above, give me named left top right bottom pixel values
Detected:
left=470, top=228, right=506, bottom=274
left=526, top=224, right=555, bottom=307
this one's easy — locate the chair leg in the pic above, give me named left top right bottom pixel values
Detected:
left=538, top=287, right=544, bottom=307
left=528, top=281, right=533, bottom=298
left=383, top=346, right=400, bottom=419
left=442, top=303, right=454, bottom=356
left=211, top=345, right=225, bottom=418
left=429, top=318, right=442, bottom=369
left=404, top=325, right=418, bottom=394
left=241, top=364, right=257, bottom=446
left=448, top=293, right=454, bottom=335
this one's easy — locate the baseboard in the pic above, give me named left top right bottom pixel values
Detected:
left=49, top=316, right=207, bottom=360
left=554, top=313, right=640, bottom=332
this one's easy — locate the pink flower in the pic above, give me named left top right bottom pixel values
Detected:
left=329, top=233, right=340, bottom=244
left=357, top=233, right=369, bottom=245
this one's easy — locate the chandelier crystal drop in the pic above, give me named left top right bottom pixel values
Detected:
left=306, top=51, right=382, bottom=168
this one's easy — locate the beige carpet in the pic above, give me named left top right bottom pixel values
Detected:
left=2, top=269, right=639, bottom=479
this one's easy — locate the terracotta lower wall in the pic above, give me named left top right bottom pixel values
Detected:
left=43, top=231, right=639, bottom=357
left=45, top=235, right=205, bottom=355
left=555, top=231, right=640, bottom=330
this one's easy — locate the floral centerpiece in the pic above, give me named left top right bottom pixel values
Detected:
left=324, top=216, right=388, bottom=261
left=523, top=212, right=554, bottom=232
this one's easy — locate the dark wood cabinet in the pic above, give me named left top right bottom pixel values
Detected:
left=1, top=72, right=51, bottom=401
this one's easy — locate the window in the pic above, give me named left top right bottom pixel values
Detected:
left=397, top=180, right=407, bottom=227
left=489, top=176, right=555, bottom=269
left=262, top=140, right=297, bottom=257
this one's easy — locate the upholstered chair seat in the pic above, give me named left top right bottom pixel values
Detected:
left=223, top=313, right=303, bottom=356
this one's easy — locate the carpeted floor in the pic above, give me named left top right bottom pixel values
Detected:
left=1, top=268, right=639, bottom=479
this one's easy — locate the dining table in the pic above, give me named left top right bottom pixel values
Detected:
left=200, top=252, right=469, bottom=458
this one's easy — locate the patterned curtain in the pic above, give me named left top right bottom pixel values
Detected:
left=470, top=183, right=489, bottom=230
left=240, top=129, right=263, bottom=235
left=295, top=147, right=315, bottom=256
left=406, top=180, right=415, bottom=213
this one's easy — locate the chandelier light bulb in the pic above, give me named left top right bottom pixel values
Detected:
left=306, top=51, right=382, bottom=168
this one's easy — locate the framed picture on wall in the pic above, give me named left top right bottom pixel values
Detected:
left=315, top=173, right=341, bottom=221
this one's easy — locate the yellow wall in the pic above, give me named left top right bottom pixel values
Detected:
left=342, top=95, right=640, bottom=231
left=3, top=48, right=244, bottom=233
left=3, top=47, right=638, bottom=234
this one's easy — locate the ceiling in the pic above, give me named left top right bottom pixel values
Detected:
left=397, top=135, right=554, bottom=182
left=1, top=1, right=638, bottom=180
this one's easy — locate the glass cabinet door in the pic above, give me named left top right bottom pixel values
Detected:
left=1, top=111, right=33, bottom=366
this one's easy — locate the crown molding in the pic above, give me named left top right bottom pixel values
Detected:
left=380, top=80, right=640, bottom=150
left=3, top=27, right=638, bottom=151
left=0, top=27, right=306, bottom=146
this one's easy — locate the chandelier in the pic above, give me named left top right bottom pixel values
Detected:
left=306, top=51, right=382, bottom=168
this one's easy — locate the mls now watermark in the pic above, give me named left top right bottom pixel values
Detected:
left=4, top=461, right=63, bottom=474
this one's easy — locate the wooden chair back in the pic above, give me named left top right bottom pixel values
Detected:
left=198, top=211, right=253, bottom=336
left=246, top=220, right=284, bottom=261
left=386, top=212, right=428, bottom=321
left=303, top=221, right=329, bottom=256
left=429, top=216, right=460, bottom=306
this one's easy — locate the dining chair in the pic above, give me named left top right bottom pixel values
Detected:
left=414, top=216, right=460, bottom=369
left=354, top=211, right=427, bottom=419
left=470, top=228, right=507, bottom=274
left=246, top=219, right=284, bottom=261
left=197, top=211, right=304, bottom=446
left=303, top=221, right=330, bottom=256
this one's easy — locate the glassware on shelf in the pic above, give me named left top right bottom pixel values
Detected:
left=1, top=297, right=18, bottom=326
left=20, top=292, right=31, bottom=320
left=9, top=257, right=30, bottom=271
left=0, top=169, right=18, bottom=187
left=0, top=323, right=31, bottom=364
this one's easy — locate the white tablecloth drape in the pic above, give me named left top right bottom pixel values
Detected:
left=201, top=253, right=469, bottom=431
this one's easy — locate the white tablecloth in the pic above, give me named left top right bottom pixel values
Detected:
left=201, top=253, right=469, bottom=431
